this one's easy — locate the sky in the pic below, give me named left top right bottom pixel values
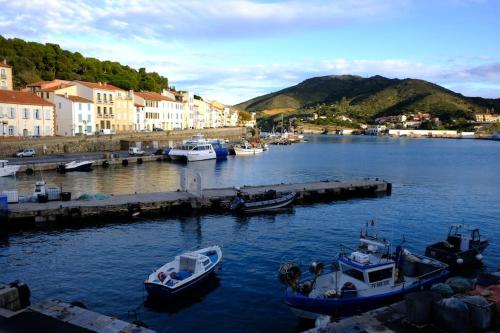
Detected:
left=0, top=0, right=499, bottom=104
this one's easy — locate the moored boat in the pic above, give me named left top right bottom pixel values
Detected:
left=168, top=134, right=217, bottom=162
left=210, top=140, right=229, bottom=159
left=425, top=224, right=488, bottom=266
left=145, top=245, right=223, bottom=299
left=280, top=228, right=449, bottom=319
left=56, top=160, right=93, bottom=173
left=230, top=190, right=296, bottom=213
left=233, top=142, right=263, bottom=155
left=0, top=160, right=20, bottom=177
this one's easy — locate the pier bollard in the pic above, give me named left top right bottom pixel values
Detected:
left=122, top=159, right=129, bottom=166
left=137, top=158, right=143, bottom=164
left=25, top=168, right=34, bottom=175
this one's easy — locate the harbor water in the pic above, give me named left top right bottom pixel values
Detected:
left=1, top=135, right=499, bottom=332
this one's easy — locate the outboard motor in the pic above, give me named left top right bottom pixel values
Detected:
left=230, top=196, right=245, bottom=211
left=309, top=261, right=324, bottom=277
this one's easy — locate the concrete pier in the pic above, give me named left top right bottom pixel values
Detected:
left=4, top=179, right=391, bottom=229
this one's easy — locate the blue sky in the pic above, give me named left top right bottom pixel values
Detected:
left=0, top=0, right=499, bottom=104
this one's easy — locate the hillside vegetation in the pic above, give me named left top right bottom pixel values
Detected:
left=0, top=35, right=168, bottom=92
left=236, top=75, right=500, bottom=124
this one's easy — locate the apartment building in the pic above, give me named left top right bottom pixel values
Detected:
left=0, top=90, right=54, bottom=137
left=73, top=81, right=134, bottom=133
left=54, top=93, right=95, bottom=136
left=134, top=91, right=183, bottom=131
left=0, top=60, right=13, bottom=91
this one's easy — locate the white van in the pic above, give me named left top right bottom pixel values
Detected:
left=129, top=147, right=145, bottom=156
left=99, top=129, right=113, bottom=135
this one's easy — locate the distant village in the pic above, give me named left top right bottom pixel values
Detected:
left=0, top=59, right=256, bottom=137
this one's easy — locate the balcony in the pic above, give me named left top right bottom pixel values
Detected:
left=97, top=113, right=103, bottom=118
left=97, top=99, right=102, bottom=103
left=109, top=113, right=114, bottom=118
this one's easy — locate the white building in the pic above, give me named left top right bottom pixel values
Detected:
left=54, top=93, right=94, bottom=136
left=388, top=129, right=458, bottom=137
left=0, top=90, right=54, bottom=137
left=366, top=125, right=386, bottom=135
left=135, top=91, right=183, bottom=131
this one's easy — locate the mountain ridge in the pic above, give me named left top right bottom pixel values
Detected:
left=235, top=75, right=500, bottom=123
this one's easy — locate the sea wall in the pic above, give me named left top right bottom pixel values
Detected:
left=0, top=127, right=246, bottom=157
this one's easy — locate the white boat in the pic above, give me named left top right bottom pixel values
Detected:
left=145, top=245, right=223, bottom=299
left=234, top=143, right=264, bottom=156
left=168, top=142, right=216, bottom=162
left=0, top=160, right=20, bottom=177
left=56, top=160, right=93, bottom=173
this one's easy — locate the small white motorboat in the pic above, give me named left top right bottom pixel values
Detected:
left=234, top=142, right=264, bottom=156
left=56, top=160, right=93, bottom=173
left=145, top=245, right=223, bottom=299
left=0, top=160, right=20, bottom=177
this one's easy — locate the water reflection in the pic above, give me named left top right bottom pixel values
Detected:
left=144, top=274, right=221, bottom=314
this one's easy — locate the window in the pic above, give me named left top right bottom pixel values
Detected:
left=78, top=125, right=83, bottom=133
left=0, top=69, right=4, bottom=76
left=109, top=107, right=113, bottom=114
left=23, top=108, right=30, bottom=119
left=109, top=94, right=112, bottom=101
left=46, top=92, right=49, bottom=99
left=97, top=93, right=101, bottom=101
left=34, top=126, right=40, bottom=136
left=87, top=104, right=91, bottom=111
left=35, top=109, right=40, bottom=119
left=103, top=94, right=107, bottom=101
left=368, top=268, right=393, bottom=283
left=79, top=103, right=82, bottom=111
left=9, top=108, right=15, bottom=119
left=58, top=102, right=62, bottom=109
left=78, top=114, right=83, bottom=122
left=341, top=265, right=365, bottom=282
left=45, top=126, right=51, bottom=135
left=1, top=81, right=5, bottom=88
left=97, top=106, right=101, bottom=114
left=45, top=109, right=52, bottom=120
left=103, top=107, right=107, bottom=114
left=8, top=126, right=15, bottom=136
left=86, top=125, right=92, bottom=133
left=87, top=114, right=91, bottom=122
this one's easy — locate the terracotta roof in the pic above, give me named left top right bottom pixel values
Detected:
left=26, top=80, right=52, bottom=87
left=74, top=80, right=123, bottom=91
left=0, top=61, right=11, bottom=68
left=0, top=90, right=54, bottom=107
left=41, top=83, right=75, bottom=92
left=56, top=94, right=93, bottom=103
left=135, top=91, right=175, bottom=102
left=134, top=102, right=144, bottom=107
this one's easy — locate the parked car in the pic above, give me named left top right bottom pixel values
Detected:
left=152, top=127, right=164, bottom=132
left=129, top=147, right=145, bottom=156
left=99, top=129, right=114, bottom=135
left=16, top=149, right=36, bottom=157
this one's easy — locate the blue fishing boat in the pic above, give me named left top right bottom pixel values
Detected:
left=145, top=245, right=222, bottom=299
left=279, top=228, right=449, bottom=319
left=211, top=140, right=229, bottom=159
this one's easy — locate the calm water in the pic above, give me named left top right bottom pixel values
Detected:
left=1, top=135, right=499, bottom=333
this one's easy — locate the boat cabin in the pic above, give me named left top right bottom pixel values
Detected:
left=0, top=160, right=9, bottom=168
left=447, top=224, right=482, bottom=252
left=339, top=251, right=395, bottom=293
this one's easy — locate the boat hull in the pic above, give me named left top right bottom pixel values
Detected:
left=0, top=166, right=20, bottom=177
left=234, top=147, right=263, bottom=155
left=285, top=270, right=449, bottom=319
left=425, top=241, right=489, bottom=266
left=58, top=162, right=93, bottom=173
left=168, top=150, right=216, bottom=162
left=145, top=267, right=217, bottom=299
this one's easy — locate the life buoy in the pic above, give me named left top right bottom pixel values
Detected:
left=157, top=271, right=166, bottom=282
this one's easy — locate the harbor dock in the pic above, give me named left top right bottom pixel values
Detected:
left=0, top=282, right=154, bottom=333
left=4, top=178, right=391, bottom=228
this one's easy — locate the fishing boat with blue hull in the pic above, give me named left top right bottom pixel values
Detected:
left=279, top=229, right=449, bottom=319
left=145, top=245, right=223, bottom=299
left=210, top=140, right=229, bottom=159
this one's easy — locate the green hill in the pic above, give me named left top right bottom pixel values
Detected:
left=235, top=75, right=500, bottom=124
left=0, top=35, right=168, bottom=92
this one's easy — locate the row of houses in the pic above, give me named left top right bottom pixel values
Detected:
left=0, top=60, right=248, bottom=137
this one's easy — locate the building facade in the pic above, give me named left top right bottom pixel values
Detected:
left=0, top=90, right=54, bottom=137
left=0, top=60, right=13, bottom=91
left=54, top=93, right=94, bottom=136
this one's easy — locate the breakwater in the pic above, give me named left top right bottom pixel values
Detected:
left=4, top=179, right=391, bottom=228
